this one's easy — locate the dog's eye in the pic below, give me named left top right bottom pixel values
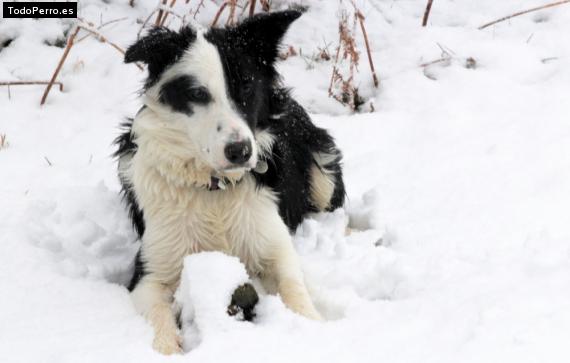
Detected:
left=188, top=87, right=210, bottom=103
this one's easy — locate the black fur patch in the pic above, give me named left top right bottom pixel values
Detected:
left=252, top=89, right=345, bottom=230
left=159, top=75, right=211, bottom=114
left=124, top=27, right=196, bottom=88
left=113, top=119, right=146, bottom=291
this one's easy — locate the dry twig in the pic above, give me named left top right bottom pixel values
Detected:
left=41, top=26, right=80, bottom=106
left=1, top=81, right=64, bottom=91
left=479, top=0, right=570, bottom=29
left=159, top=0, right=177, bottom=26
left=193, top=0, right=206, bottom=19
left=354, top=8, right=379, bottom=87
left=78, top=21, right=144, bottom=70
left=211, top=1, right=229, bottom=26
left=249, top=0, right=256, bottom=16
left=0, top=134, right=8, bottom=150
left=422, top=0, right=434, bottom=26
left=155, top=0, right=168, bottom=25
left=77, top=16, right=129, bottom=43
left=259, top=0, right=270, bottom=11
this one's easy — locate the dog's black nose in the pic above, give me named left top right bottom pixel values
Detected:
left=224, top=140, right=252, bottom=165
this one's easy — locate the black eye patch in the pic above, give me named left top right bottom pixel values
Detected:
left=159, top=75, right=211, bottom=114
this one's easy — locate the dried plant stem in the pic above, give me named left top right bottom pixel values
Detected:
left=77, top=24, right=144, bottom=70
left=160, top=0, right=177, bottom=26
left=76, top=16, right=129, bottom=43
left=1, top=81, right=64, bottom=91
left=41, top=26, right=80, bottom=106
left=211, top=1, right=229, bottom=26
left=193, top=0, right=206, bottom=18
left=422, top=0, right=434, bottom=26
left=355, top=10, right=379, bottom=88
left=328, top=32, right=342, bottom=97
left=226, top=0, right=237, bottom=25
left=259, top=0, right=270, bottom=11
left=479, top=0, right=570, bottom=29
left=155, top=0, right=168, bottom=25
left=249, top=0, right=256, bottom=16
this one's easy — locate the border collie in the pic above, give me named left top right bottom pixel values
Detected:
left=115, top=9, right=345, bottom=354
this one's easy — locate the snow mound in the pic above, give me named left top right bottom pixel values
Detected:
left=175, top=252, right=252, bottom=351
left=25, top=183, right=138, bottom=285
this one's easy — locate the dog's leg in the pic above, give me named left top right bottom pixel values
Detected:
left=270, top=240, right=322, bottom=320
left=131, top=278, right=182, bottom=355
left=255, top=212, right=321, bottom=320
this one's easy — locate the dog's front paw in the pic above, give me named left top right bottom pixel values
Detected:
left=152, top=332, right=183, bottom=355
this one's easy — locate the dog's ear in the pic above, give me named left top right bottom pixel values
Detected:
left=234, top=9, right=305, bottom=64
left=125, top=27, right=196, bottom=83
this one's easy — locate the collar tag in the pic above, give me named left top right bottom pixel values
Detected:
left=254, top=160, right=268, bottom=174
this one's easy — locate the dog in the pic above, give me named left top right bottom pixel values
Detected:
left=114, top=9, right=345, bottom=354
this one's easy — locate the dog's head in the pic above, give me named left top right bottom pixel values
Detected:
left=125, top=10, right=303, bottom=179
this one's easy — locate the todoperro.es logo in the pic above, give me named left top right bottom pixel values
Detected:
left=3, top=2, right=77, bottom=18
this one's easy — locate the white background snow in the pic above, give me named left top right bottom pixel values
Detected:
left=1, top=0, right=570, bottom=362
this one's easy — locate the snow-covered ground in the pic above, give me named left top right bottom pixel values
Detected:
left=1, top=0, right=570, bottom=362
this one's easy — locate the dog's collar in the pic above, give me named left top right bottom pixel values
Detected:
left=206, top=160, right=268, bottom=191
left=207, top=176, right=231, bottom=191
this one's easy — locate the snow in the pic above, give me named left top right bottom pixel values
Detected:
left=175, top=252, right=251, bottom=351
left=1, top=0, right=570, bottom=362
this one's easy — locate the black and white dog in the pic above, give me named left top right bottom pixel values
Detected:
left=115, top=9, right=345, bottom=354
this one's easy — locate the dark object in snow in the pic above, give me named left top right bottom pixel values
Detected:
left=227, top=283, right=259, bottom=321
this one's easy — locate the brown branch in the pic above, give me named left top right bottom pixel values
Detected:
left=1, top=81, right=64, bottom=91
left=355, top=10, right=379, bottom=88
left=422, top=0, right=434, bottom=26
left=328, top=32, right=342, bottom=97
left=77, top=22, right=144, bottom=70
left=226, top=0, right=237, bottom=25
left=419, top=57, right=449, bottom=68
left=193, top=0, right=206, bottom=19
left=139, top=9, right=158, bottom=38
left=41, top=26, right=80, bottom=106
left=259, top=0, right=270, bottom=12
left=160, top=0, right=177, bottom=26
left=249, top=0, right=256, bottom=16
left=211, top=1, right=229, bottom=27
left=155, top=0, right=168, bottom=26
left=76, top=16, right=129, bottom=43
left=479, top=0, right=570, bottom=30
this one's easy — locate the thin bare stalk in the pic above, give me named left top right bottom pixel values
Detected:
left=479, top=0, right=570, bottom=29
left=1, top=81, right=64, bottom=91
left=259, top=0, right=270, bottom=11
left=77, top=23, right=144, bottom=70
left=249, top=0, right=256, bottom=16
left=160, top=0, right=177, bottom=26
left=422, top=0, right=434, bottom=26
left=355, top=10, right=379, bottom=87
left=155, top=0, right=168, bottom=25
left=211, top=1, right=229, bottom=26
left=41, top=26, right=80, bottom=106
left=76, top=16, right=129, bottom=43
left=193, top=0, right=206, bottom=19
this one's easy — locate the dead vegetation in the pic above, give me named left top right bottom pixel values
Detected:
left=0, top=134, right=8, bottom=150
left=422, top=0, right=434, bottom=26
left=478, top=0, right=570, bottom=29
left=328, top=1, right=379, bottom=111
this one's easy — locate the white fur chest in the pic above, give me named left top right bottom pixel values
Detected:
left=129, top=154, right=281, bottom=285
